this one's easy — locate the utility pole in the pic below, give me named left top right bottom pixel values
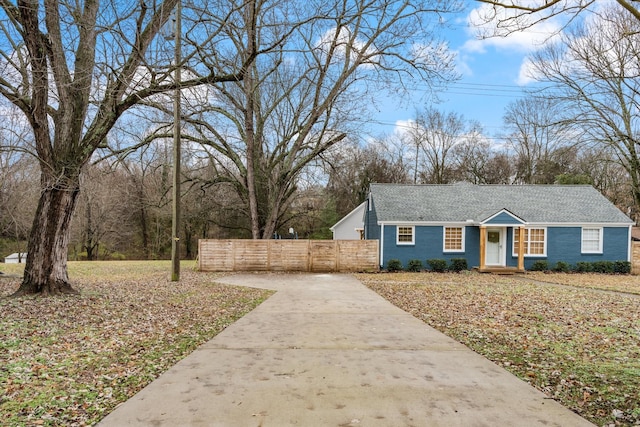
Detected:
left=171, top=1, right=182, bottom=282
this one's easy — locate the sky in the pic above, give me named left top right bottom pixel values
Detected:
left=370, top=1, right=565, bottom=141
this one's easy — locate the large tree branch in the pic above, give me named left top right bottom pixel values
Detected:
left=477, top=0, right=564, bottom=13
left=16, top=0, right=54, bottom=166
left=617, top=0, right=640, bottom=21
left=476, top=0, right=640, bottom=26
left=44, top=0, right=72, bottom=102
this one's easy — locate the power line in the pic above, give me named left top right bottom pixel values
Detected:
left=446, top=82, right=526, bottom=90
left=442, top=90, right=526, bottom=98
left=363, top=119, right=509, bottom=138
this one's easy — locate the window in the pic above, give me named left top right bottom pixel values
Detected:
left=444, top=227, right=465, bottom=252
left=513, top=228, right=546, bottom=256
left=582, top=228, right=603, bottom=253
left=397, top=226, right=414, bottom=245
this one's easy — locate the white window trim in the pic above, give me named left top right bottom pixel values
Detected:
left=380, top=224, right=385, bottom=267
left=512, top=227, right=547, bottom=257
left=581, top=227, right=603, bottom=254
left=443, top=226, right=465, bottom=253
left=396, top=225, right=415, bottom=245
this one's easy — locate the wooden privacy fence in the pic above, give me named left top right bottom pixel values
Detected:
left=198, top=239, right=379, bottom=273
left=633, top=241, right=640, bottom=274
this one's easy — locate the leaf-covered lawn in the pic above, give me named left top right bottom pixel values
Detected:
left=524, top=271, right=640, bottom=295
left=358, top=271, right=640, bottom=427
left=0, top=261, right=272, bottom=427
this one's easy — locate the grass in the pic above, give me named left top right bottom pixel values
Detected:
left=523, top=271, right=640, bottom=295
left=0, top=261, right=272, bottom=427
left=358, top=271, right=640, bottom=427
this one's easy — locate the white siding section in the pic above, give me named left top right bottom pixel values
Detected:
left=4, top=253, right=27, bottom=264
left=330, top=202, right=366, bottom=240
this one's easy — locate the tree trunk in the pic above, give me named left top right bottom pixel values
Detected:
left=136, top=179, right=151, bottom=259
left=242, top=0, right=260, bottom=239
left=184, top=224, right=194, bottom=259
left=140, top=204, right=150, bottom=259
left=83, top=193, right=97, bottom=260
left=11, top=172, right=80, bottom=296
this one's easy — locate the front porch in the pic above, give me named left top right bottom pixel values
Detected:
left=478, top=224, right=526, bottom=273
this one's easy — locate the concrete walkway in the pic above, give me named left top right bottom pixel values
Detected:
left=97, top=273, right=593, bottom=427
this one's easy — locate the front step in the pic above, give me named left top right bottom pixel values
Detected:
left=474, top=266, right=523, bottom=275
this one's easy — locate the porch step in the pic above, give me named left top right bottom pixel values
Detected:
left=474, top=266, right=523, bottom=275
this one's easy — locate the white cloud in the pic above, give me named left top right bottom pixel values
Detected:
left=453, top=49, right=474, bottom=77
left=392, top=119, right=417, bottom=138
left=464, top=4, right=562, bottom=53
left=459, top=3, right=564, bottom=85
left=516, top=57, right=539, bottom=86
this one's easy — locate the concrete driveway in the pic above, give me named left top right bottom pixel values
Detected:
left=97, top=273, right=592, bottom=427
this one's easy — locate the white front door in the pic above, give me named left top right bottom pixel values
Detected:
left=486, top=228, right=504, bottom=266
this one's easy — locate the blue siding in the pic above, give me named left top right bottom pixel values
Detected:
left=382, top=226, right=440, bottom=267
left=603, top=227, right=630, bottom=261
left=506, top=226, right=630, bottom=268
left=381, top=225, right=480, bottom=269
left=547, top=227, right=580, bottom=266
left=465, top=227, right=481, bottom=267
left=484, top=212, right=524, bottom=225
left=365, top=207, right=630, bottom=269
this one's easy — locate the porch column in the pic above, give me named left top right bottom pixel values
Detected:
left=517, top=226, right=525, bottom=271
left=479, top=225, right=486, bottom=270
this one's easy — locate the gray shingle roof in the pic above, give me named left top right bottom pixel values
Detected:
left=370, top=183, right=633, bottom=224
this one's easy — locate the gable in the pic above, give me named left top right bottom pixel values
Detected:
left=330, top=202, right=366, bottom=232
left=481, top=209, right=526, bottom=225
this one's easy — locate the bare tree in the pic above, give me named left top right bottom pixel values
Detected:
left=0, top=150, right=39, bottom=256
left=0, top=103, right=38, bottom=259
left=0, top=1, right=253, bottom=295
left=503, top=97, right=574, bottom=184
left=179, top=0, right=460, bottom=238
left=524, top=5, right=640, bottom=213
left=74, top=165, right=112, bottom=261
left=575, top=148, right=635, bottom=218
left=325, top=143, right=409, bottom=218
left=410, top=108, right=465, bottom=184
left=451, top=126, right=514, bottom=184
left=70, top=163, right=138, bottom=261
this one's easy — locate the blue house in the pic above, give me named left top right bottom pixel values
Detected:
left=364, top=183, right=634, bottom=272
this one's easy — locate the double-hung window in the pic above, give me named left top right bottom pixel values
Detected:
left=397, top=226, right=415, bottom=245
left=443, top=227, right=465, bottom=252
left=581, top=227, right=603, bottom=253
left=513, top=228, right=546, bottom=256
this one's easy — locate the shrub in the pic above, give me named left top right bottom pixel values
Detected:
left=614, top=260, right=631, bottom=274
left=449, top=258, right=468, bottom=273
left=591, top=261, right=614, bottom=274
left=575, top=261, right=592, bottom=273
left=107, top=251, right=127, bottom=261
left=386, top=259, right=402, bottom=272
left=427, top=258, right=447, bottom=273
left=529, top=260, right=548, bottom=272
left=553, top=261, right=571, bottom=273
left=406, top=259, right=423, bottom=272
